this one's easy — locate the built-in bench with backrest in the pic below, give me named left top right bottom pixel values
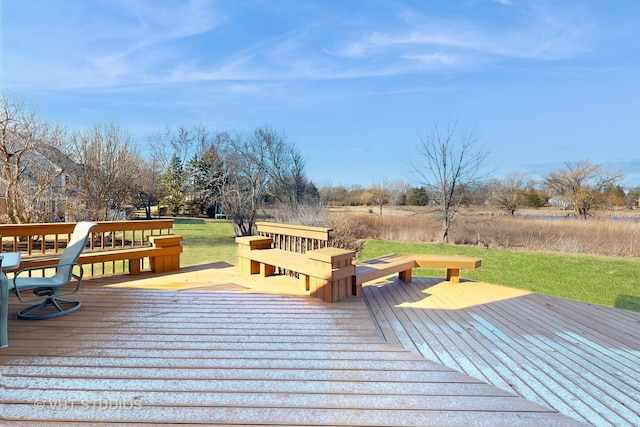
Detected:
left=236, top=222, right=355, bottom=303
left=236, top=223, right=483, bottom=303
left=1, top=220, right=183, bottom=277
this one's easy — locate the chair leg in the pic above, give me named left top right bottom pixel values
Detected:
left=17, top=297, right=82, bottom=320
left=1, top=277, right=8, bottom=348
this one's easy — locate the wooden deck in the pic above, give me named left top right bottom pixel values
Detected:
left=0, top=264, right=581, bottom=426
left=362, top=276, right=640, bottom=427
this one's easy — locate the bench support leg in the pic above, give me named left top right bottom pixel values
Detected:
left=260, top=263, right=276, bottom=277
left=398, top=269, right=412, bottom=282
left=237, top=257, right=261, bottom=275
left=446, top=268, right=460, bottom=283
left=299, top=273, right=310, bottom=291
left=249, top=260, right=260, bottom=274
left=352, top=276, right=362, bottom=297
left=129, top=258, right=141, bottom=275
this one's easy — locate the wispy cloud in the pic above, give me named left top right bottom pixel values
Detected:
left=3, top=0, right=226, bottom=91
left=236, top=2, right=596, bottom=84
left=331, top=10, right=588, bottom=64
left=85, top=0, right=227, bottom=83
left=0, top=0, right=608, bottom=92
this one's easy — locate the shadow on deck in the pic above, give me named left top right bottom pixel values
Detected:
left=362, top=276, right=640, bottom=426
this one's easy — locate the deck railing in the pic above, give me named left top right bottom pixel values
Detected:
left=255, top=221, right=332, bottom=253
left=0, top=220, right=177, bottom=276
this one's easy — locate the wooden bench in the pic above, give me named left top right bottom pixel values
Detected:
left=236, top=223, right=356, bottom=303
left=8, top=234, right=183, bottom=276
left=237, top=223, right=481, bottom=302
left=354, top=253, right=482, bottom=294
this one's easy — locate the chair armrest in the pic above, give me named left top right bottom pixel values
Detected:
left=13, top=261, right=84, bottom=279
left=12, top=262, right=85, bottom=302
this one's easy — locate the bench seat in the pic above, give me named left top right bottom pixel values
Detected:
left=236, top=236, right=355, bottom=302
left=11, top=235, right=183, bottom=276
left=239, top=248, right=330, bottom=280
left=355, top=253, right=482, bottom=287
left=413, top=254, right=482, bottom=282
left=235, top=222, right=482, bottom=304
left=355, top=254, right=416, bottom=286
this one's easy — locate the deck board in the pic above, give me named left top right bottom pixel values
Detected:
left=475, top=296, right=640, bottom=424
left=362, top=277, right=640, bottom=427
left=0, top=271, right=580, bottom=426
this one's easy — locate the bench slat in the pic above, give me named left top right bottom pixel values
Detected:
left=255, top=222, right=332, bottom=242
left=239, top=248, right=338, bottom=281
left=355, top=254, right=482, bottom=286
left=11, top=242, right=183, bottom=276
left=355, top=255, right=416, bottom=285
left=414, top=255, right=482, bottom=270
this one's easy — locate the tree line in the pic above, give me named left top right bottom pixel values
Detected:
left=0, top=94, right=318, bottom=235
left=323, top=171, right=634, bottom=213
left=2, top=94, right=636, bottom=241
left=320, top=121, right=635, bottom=243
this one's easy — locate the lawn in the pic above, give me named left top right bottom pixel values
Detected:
left=173, top=218, right=238, bottom=266
left=360, top=240, right=640, bottom=312
left=175, top=221, right=640, bottom=312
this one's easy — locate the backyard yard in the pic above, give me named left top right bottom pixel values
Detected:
left=174, top=219, right=640, bottom=312
left=2, top=218, right=638, bottom=425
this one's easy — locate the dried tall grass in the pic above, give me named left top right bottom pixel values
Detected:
left=457, top=215, right=640, bottom=257
left=330, top=208, right=640, bottom=258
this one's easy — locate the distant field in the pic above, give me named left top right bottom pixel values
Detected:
left=331, top=205, right=640, bottom=257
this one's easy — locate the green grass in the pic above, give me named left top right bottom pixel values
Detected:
left=359, top=240, right=640, bottom=312
left=173, top=220, right=238, bottom=266
left=172, top=222, right=640, bottom=312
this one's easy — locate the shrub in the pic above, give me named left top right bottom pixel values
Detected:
left=327, top=212, right=374, bottom=255
left=269, top=203, right=330, bottom=227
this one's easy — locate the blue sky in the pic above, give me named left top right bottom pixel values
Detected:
left=2, top=0, right=639, bottom=188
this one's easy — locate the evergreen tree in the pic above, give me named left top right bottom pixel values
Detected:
left=163, top=154, right=185, bottom=216
left=185, top=146, right=224, bottom=216
left=407, top=187, right=429, bottom=206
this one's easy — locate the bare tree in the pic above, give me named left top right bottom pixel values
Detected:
left=132, top=155, right=164, bottom=219
left=367, top=184, right=389, bottom=224
left=219, top=125, right=311, bottom=235
left=544, top=160, right=623, bottom=219
left=147, top=124, right=213, bottom=172
left=254, top=126, right=308, bottom=207
left=0, top=94, right=67, bottom=223
left=386, top=180, right=410, bottom=206
left=411, top=121, right=489, bottom=243
left=494, top=171, right=528, bottom=215
left=69, top=123, right=140, bottom=221
left=220, top=131, right=268, bottom=236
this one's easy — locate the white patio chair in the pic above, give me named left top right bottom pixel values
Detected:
left=9, top=221, right=97, bottom=320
